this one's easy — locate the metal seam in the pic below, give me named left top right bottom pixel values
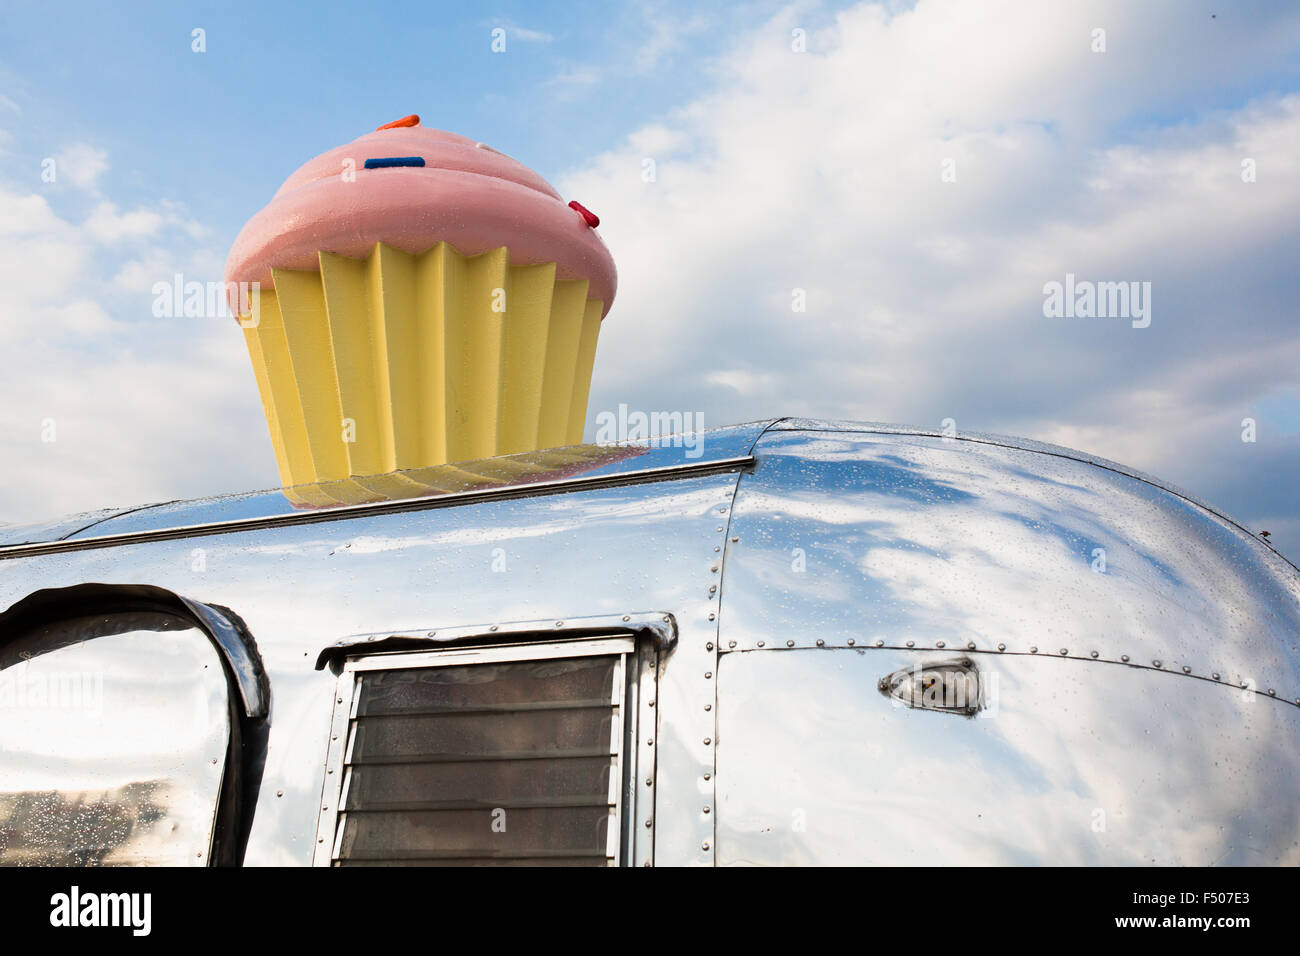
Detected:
left=703, top=437, right=774, bottom=865
left=718, top=642, right=1300, bottom=710
left=696, top=467, right=749, bottom=864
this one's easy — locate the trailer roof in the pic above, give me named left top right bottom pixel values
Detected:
left=0, top=420, right=775, bottom=551
left=0, top=417, right=1287, bottom=571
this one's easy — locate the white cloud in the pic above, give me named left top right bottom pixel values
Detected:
left=564, top=0, right=1300, bottom=558
left=0, top=159, right=267, bottom=522
left=0, top=191, right=70, bottom=237
left=52, top=142, right=109, bottom=190
left=631, top=3, right=712, bottom=72
left=706, top=369, right=778, bottom=395
left=512, top=26, right=554, bottom=43
left=546, top=65, right=602, bottom=97
left=82, top=201, right=165, bottom=241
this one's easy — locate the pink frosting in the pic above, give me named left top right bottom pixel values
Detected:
left=225, top=122, right=616, bottom=316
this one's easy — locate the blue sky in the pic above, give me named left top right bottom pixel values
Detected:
left=0, top=0, right=786, bottom=236
left=1, top=0, right=1299, bottom=562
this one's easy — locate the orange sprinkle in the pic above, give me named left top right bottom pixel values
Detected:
left=376, top=114, right=420, bottom=131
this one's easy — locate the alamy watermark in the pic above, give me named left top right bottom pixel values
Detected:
left=0, top=668, right=102, bottom=715
left=152, top=273, right=261, bottom=326
left=50, top=886, right=150, bottom=936
left=1042, top=273, right=1151, bottom=328
left=594, top=404, right=705, bottom=458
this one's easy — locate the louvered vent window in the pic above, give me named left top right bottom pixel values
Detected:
left=318, top=637, right=641, bottom=866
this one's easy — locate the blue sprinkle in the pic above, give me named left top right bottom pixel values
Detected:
left=364, top=156, right=426, bottom=169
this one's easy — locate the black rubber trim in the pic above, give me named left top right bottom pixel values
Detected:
left=0, top=583, right=270, bottom=866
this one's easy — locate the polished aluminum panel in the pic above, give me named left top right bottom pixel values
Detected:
left=24, top=422, right=770, bottom=547
left=715, top=648, right=1300, bottom=865
left=1, top=418, right=1296, bottom=867
left=0, top=615, right=229, bottom=865
left=0, top=507, right=137, bottom=548
left=0, top=470, right=743, bottom=865
left=720, top=429, right=1300, bottom=706
left=766, top=417, right=1293, bottom=567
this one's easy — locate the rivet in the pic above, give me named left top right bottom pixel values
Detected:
left=1153, top=660, right=1162, bottom=668
left=1212, top=672, right=1220, bottom=680
left=1030, top=646, right=1038, bottom=654
left=716, top=527, right=724, bottom=533
left=706, top=642, right=714, bottom=650
left=997, top=643, right=1006, bottom=652
left=714, top=546, right=721, bottom=552
left=705, top=671, right=712, bottom=679
left=728, top=641, right=736, bottom=648
left=702, top=841, right=711, bottom=851
left=490, top=625, right=498, bottom=632
left=337, top=698, right=343, bottom=704
left=708, top=613, right=716, bottom=621
left=645, top=820, right=652, bottom=828
left=967, top=642, right=977, bottom=650
left=847, top=638, right=855, bottom=646
left=1122, top=655, right=1130, bottom=663
left=427, top=631, right=437, bottom=637
left=647, top=738, right=653, bottom=746
left=1059, top=648, right=1068, bottom=656
left=731, top=536, right=740, bottom=542
left=786, top=639, right=795, bottom=647
left=816, top=639, right=825, bottom=647
left=703, top=806, right=711, bottom=814
left=936, top=641, right=946, bottom=648
left=555, top=621, right=564, bottom=627
left=663, top=616, right=671, bottom=623
left=703, top=772, right=711, bottom=781
left=1090, top=651, right=1099, bottom=659
left=704, top=738, right=712, bottom=745
left=1182, top=665, right=1191, bottom=674
left=711, top=565, right=719, bottom=573
left=648, top=700, right=655, bottom=707
left=719, top=507, right=727, bottom=514
left=276, top=790, right=284, bottom=798
left=704, top=703, right=712, bottom=711
left=906, top=640, right=915, bottom=648
left=318, top=838, right=325, bottom=844
left=327, top=768, right=334, bottom=774
left=758, top=641, right=765, bottom=647
left=646, top=778, right=652, bottom=786
left=623, top=615, right=630, bottom=622
left=874, top=639, right=884, bottom=647
left=1268, top=689, right=1277, bottom=696
left=1240, top=681, right=1248, bottom=689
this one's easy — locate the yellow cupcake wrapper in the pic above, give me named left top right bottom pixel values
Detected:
left=241, top=241, right=604, bottom=489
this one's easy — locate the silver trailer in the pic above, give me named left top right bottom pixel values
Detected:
left=1, top=418, right=1297, bottom=866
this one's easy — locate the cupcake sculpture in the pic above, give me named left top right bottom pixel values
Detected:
left=225, top=115, right=616, bottom=492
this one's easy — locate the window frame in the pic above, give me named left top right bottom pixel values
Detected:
left=313, top=633, right=659, bottom=867
left=0, top=584, right=269, bottom=867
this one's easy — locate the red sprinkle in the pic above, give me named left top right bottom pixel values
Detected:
left=568, top=200, right=600, bottom=228
left=376, top=114, right=420, bottom=131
